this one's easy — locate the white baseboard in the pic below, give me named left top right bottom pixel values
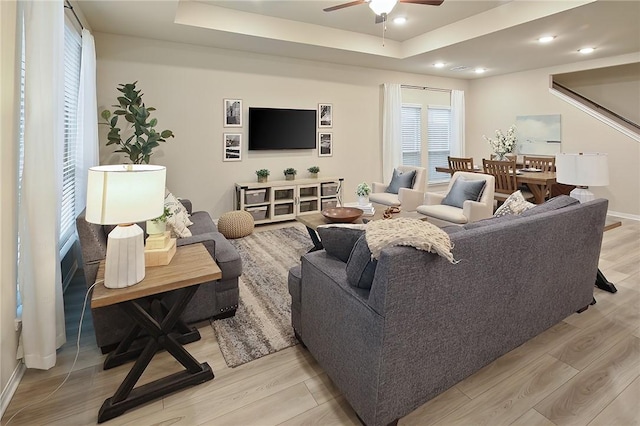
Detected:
left=0, top=361, right=25, bottom=419
left=607, top=210, right=640, bottom=221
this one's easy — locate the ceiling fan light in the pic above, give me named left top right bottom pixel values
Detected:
left=369, top=0, right=398, bottom=15
left=578, top=47, right=595, bottom=54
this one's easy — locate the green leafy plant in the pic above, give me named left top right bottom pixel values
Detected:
left=307, top=166, right=320, bottom=174
left=256, top=169, right=270, bottom=177
left=100, top=81, right=175, bottom=164
left=283, top=168, right=297, bottom=176
left=151, top=207, right=173, bottom=223
left=356, top=182, right=371, bottom=197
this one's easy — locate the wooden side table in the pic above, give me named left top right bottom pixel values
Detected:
left=91, top=243, right=222, bottom=423
left=596, top=220, right=622, bottom=293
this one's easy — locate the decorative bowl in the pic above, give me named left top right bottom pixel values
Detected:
left=321, top=207, right=363, bottom=223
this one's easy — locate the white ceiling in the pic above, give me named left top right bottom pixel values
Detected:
left=75, top=0, right=640, bottom=79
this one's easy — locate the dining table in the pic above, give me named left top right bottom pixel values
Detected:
left=435, top=166, right=556, bottom=204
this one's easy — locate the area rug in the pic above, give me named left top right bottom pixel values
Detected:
left=211, top=224, right=312, bottom=367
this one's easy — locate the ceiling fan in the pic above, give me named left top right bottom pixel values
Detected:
left=324, top=0, right=444, bottom=23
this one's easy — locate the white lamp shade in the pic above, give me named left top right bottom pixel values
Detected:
left=369, top=0, right=398, bottom=15
left=555, top=153, right=609, bottom=187
left=86, top=164, right=166, bottom=225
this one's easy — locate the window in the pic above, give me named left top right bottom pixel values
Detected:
left=427, top=106, right=452, bottom=184
left=401, top=104, right=421, bottom=166
left=60, top=20, right=82, bottom=256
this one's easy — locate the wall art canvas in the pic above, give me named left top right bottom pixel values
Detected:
left=515, top=114, right=561, bottom=155
left=318, top=103, right=332, bottom=128
left=318, top=132, right=332, bottom=157
left=224, top=99, right=242, bottom=127
left=223, top=133, right=242, bottom=161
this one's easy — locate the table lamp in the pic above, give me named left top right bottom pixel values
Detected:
left=555, top=152, right=609, bottom=203
left=85, top=164, right=166, bottom=288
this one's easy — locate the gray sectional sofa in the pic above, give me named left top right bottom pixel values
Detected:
left=289, top=196, right=608, bottom=426
left=77, top=199, right=241, bottom=352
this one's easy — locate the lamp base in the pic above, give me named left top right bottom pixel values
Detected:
left=104, top=224, right=145, bottom=289
left=569, top=187, right=595, bottom=204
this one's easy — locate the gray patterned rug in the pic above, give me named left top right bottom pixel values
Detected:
left=211, top=224, right=312, bottom=367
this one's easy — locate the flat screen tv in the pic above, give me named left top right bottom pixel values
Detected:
left=249, top=107, right=316, bottom=150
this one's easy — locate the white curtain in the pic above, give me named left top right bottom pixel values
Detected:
left=18, top=0, right=66, bottom=369
left=382, top=83, right=402, bottom=182
left=451, top=89, right=465, bottom=157
left=74, top=29, right=99, bottom=216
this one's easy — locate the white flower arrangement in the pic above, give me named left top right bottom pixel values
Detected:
left=483, top=125, right=517, bottom=159
left=356, top=182, right=371, bottom=197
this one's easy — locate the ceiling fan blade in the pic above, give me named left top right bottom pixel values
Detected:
left=399, top=0, right=444, bottom=5
left=323, top=0, right=367, bottom=12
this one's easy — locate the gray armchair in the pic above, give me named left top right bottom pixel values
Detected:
left=76, top=199, right=241, bottom=352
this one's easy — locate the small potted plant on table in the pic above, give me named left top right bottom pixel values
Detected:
left=307, top=166, right=320, bottom=178
left=356, top=182, right=371, bottom=206
left=256, top=169, right=270, bottom=183
left=146, top=207, right=173, bottom=235
left=284, top=168, right=297, bottom=181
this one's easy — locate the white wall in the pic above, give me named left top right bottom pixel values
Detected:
left=95, top=33, right=468, bottom=219
left=467, top=55, right=640, bottom=217
left=0, top=0, right=21, bottom=412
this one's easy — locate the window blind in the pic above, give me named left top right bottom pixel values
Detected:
left=427, top=106, right=451, bottom=183
left=60, top=22, right=82, bottom=255
left=401, top=104, right=421, bottom=166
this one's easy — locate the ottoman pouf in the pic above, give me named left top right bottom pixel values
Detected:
left=218, top=210, right=254, bottom=239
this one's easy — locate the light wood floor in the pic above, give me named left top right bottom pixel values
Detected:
left=3, top=217, right=639, bottom=425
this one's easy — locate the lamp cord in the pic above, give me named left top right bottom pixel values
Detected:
left=4, top=281, right=99, bottom=425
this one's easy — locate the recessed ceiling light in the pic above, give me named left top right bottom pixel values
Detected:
left=578, top=47, right=595, bottom=54
left=474, top=68, right=486, bottom=74
left=393, top=17, right=407, bottom=25
left=434, top=62, right=445, bottom=68
left=538, top=36, right=555, bottom=43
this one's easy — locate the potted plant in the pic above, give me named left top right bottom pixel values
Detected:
left=307, top=166, right=320, bottom=178
left=256, top=169, right=270, bottom=183
left=283, top=168, right=297, bottom=181
left=356, top=182, right=371, bottom=206
left=100, top=81, right=175, bottom=164
left=146, top=207, right=173, bottom=235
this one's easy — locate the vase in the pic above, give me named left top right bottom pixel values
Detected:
left=285, top=174, right=295, bottom=181
left=494, top=153, right=508, bottom=161
left=257, top=176, right=268, bottom=183
left=358, top=195, right=369, bottom=206
left=310, top=173, right=318, bottom=179
left=146, top=220, right=166, bottom=236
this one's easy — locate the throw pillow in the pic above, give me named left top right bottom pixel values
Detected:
left=317, top=224, right=366, bottom=263
left=493, top=190, right=535, bottom=217
left=165, top=191, right=193, bottom=238
left=520, top=195, right=579, bottom=217
left=441, top=177, right=487, bottom=208
left=385, top=169, right=416, bottom=194
left=346, top=234, right=378, bottom=289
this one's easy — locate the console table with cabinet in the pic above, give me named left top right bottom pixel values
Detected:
left=235, top=177, right=344, bottom=224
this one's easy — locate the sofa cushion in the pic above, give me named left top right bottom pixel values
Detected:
left=520, top=195, right=580, bottom=217
left=493, top=190, right=535, bottom=217
left=369, top=192, right=401, bottom=207
left=441, top=177, right=486, bottom=208
left=165, top=191, right=193, bottom=237
left=417, top=204, right=469, bottom=224
left=317, top=225, right=366, bottom=263
left=346, top=235, right=378, bottom=289
left=188, top=211, right=218, bottom=234
left=385, top=169, right=416, bottom=194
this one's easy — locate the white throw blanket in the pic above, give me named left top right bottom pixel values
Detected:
left=365, top=218, right=457, bottom=264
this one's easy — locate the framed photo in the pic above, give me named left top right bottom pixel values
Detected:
left=318, top=132, right=332, bottom=157
left=318, top=103, right=332, bottom=128
left=223, top=133, right=242, bottom=161
left=224, top=99, right=242, bottom=127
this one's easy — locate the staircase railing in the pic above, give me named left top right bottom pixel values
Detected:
left=550, top=80, right=640, bottom=142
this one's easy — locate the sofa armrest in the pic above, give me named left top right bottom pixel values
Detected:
left=176, top=231, right=216, bottom=261
left=178, top=231, right=242, bottom=280
left=398, top=188, right=424, bottom=212
left=424, top=191, right=445, bottom=205
left=179, top=198, right=193, bottom=215
left=372, top=182, right=388, bottom=193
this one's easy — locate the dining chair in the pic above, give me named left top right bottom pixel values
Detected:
left=447, top=156, right=475, bottom=175
left=523, top=155, right=556, bottom=172
left=482, top=158, right=534, bottom=205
